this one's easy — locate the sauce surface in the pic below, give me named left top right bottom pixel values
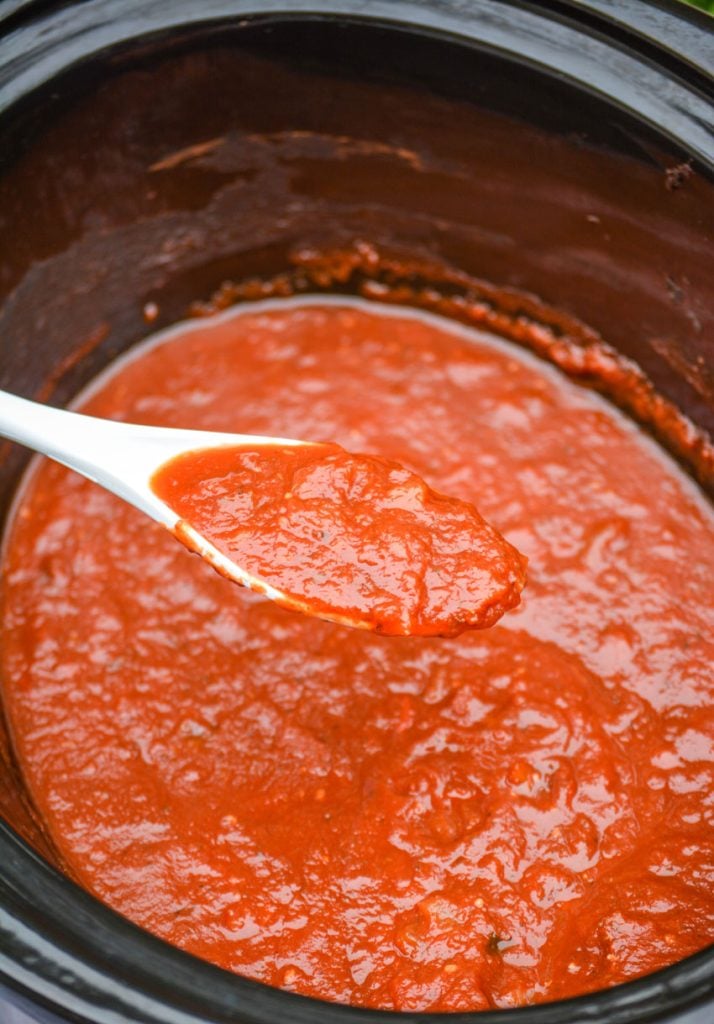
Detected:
left=2, top=300, right=713, bottom=1012
left=152, top=442, right=526, bottom=637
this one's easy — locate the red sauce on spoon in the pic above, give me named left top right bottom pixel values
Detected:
left=151, top=442, right=526, bottom=636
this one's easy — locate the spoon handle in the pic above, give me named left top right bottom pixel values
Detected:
left=0, top=388, right=138, bottom=486
left=0, top=388, right=319, bottom=610
left=0, top=386, right=175, bottom=523
left=0, top=389, right=308, bottom=525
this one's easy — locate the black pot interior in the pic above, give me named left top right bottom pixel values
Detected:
left=0, top=3, right=712, bottom=1022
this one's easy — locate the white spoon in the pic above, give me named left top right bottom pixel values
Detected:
left=0, top=389, right=527, bottom=637
left=0, top=388, right=342, bottom=624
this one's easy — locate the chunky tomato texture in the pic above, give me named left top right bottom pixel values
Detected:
left=2, top=302, right=713, bottom=1011
left=152, top=442, right=526, bottom=636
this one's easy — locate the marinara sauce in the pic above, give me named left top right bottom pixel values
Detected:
left=1, top=299, right=713, bottom=1012
left=151, top=442, right=527, bottom=637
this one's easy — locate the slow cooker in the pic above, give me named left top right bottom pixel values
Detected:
left=0, top=1, right=712, bottom=1022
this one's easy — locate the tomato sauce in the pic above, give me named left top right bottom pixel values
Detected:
left=152, top=442, right=526, bottom=637
left=1, top=299, right=713, bottom=1012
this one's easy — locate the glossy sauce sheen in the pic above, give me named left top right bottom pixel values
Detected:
left=151, top=443, right=526, bottom=636
left=2, top=302, right=714, bottom=1012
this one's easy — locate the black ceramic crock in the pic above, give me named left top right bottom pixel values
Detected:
left=0, top=2, right=713, bottom=1022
